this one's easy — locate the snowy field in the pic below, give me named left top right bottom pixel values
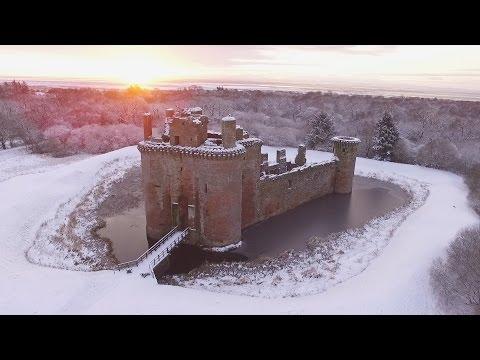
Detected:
left=0, top=145, right=477, bottom=314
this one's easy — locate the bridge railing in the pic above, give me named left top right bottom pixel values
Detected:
left=149, top=228, right=189, bottom=277
left=114, top=226, right=179, bottom=271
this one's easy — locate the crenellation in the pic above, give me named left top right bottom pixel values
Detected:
left=138, top=106, right=360, bottom=248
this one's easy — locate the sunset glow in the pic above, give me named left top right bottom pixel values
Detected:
left=2, top=45, right=480, bottom=97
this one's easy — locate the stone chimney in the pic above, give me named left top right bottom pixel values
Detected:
left=143, top=112, right=153, bottom=140
left=276, top=149, right=287, bottom=173
left=235, top=125, right=244, bottom=140
left=165, top=108, right=175, bottom=118
left=295, top=144, right=306, bottom=166
left=222, top=115, right=237, bottom=148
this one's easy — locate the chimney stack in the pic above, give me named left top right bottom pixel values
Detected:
left=221, top=115, right=237, bottom=148
left=165, top=108, right=175, bottom=118
left=143, top=112, right=153, bottom=140
left=295, top=144, right=306, bottom=166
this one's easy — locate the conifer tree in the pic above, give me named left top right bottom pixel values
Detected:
left=305, top=112, right=335, bottom=150
left=373, top=112, right=399, bottom=161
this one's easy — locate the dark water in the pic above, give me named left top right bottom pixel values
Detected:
left=97, top=206, right=149, bottom=263
left=163, top=176, right=409, bottom=275
left=99, top=176, right=408, bottom=273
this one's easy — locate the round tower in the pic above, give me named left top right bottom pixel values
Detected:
left=332, top=136, right=361, bottom=194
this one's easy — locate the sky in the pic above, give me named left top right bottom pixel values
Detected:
left=1, top=45, right=480, bottom=97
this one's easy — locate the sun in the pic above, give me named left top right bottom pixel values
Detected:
left=122, top=73, right=155, bottom=88
left=112, top=54, right=179, bottom=88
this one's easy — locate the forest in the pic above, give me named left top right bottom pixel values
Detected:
left=1, top=80, right=480, bottom=210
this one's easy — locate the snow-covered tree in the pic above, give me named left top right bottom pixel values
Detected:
left=416, top=138, right=461, bottom=171
left=305, top=112, right=335, bottom=151
left=373, top=112, right=399, bottom=161
left=392, top=136, right=417, bottom=164
left=430, top=225, right=480, bottom=314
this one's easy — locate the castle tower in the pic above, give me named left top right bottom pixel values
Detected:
left=221, top=115, right=237, bottom=148
left=139, top=108, right=247, bottom=248
left=332, top=136, right=361, bottom=194
left=197, top=154, right=244, bottom=247
left=239, top=137, right=263, bottom=228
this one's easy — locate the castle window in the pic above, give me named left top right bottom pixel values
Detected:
left=288, top=179, right=293, bottom=189
left=205, top=184, right=208, bottom=193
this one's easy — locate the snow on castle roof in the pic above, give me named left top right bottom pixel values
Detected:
left=331, top=136, right=361, bottom=144
left=222, top=115, right=236, bottom=122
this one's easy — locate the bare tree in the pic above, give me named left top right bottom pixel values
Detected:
left=414, top=109, right=437, bottom=142
left=417, top=138, right=461, bottom=171
left=357, top=119, right=376, bottom=158
left=430, top=225, right=480, bottom=314
left=0, top=101, right=24, bottom=149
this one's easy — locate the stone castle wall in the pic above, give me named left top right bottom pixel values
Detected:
left=139, top=141, right=246, bottom=247
left=139, top=109, right=360, bottom=249
left=196, top=155, right=244, bottom=247
left=239, top=139, right=262, bottom=228
left=255, top=161, right=337, bottom=223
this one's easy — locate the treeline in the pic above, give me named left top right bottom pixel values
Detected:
left=1, top=82, right=479, bottom=173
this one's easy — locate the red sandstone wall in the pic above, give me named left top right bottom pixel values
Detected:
left=170, top=117, right=208, bottom=147
left=141, top=143, right=245, bottom=248
left=141, top=140, right=339, bottom=248
left=255, top=162, right=337, bottom=223
left=197, top=157, right=243, bottom=247
left=141, top=151, right=173, bottom=245
left=241, top=144, right=262, bottom=228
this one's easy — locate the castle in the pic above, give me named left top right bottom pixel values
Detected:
left=138, top=107, right=360, bottom=249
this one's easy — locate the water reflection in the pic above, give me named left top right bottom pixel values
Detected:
left=237, top=177, right=407, bottom=259
left=97, top=206, right=148, bottom=263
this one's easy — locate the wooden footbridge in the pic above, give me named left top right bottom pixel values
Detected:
left=114, top=226, right=189, bottom=280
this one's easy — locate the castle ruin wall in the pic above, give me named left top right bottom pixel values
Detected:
left=256, top=161, right=337, bottom=223
left=139, top=108, right=360, bottom=250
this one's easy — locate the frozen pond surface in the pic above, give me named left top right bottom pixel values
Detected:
left=99, top=176, right=409, bottom=270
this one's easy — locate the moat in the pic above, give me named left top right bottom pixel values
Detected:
left=98, top=175, right=410, bottom=273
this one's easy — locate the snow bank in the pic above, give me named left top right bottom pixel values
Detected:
left=0, top=145, right=477, bottom=314
left=27, top=153, right=139, bottom=271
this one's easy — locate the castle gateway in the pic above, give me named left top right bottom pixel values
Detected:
left=138, top=107, right=360, bottom=249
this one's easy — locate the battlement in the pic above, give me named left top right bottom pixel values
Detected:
left=138, top=141, right=246, bottom=159
left=238, top=137, right=263, bottom=148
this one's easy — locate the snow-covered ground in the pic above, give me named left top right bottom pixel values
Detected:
left=175, top=169, right=428, bottom=298
left=0, top=145, right=477, bottom=314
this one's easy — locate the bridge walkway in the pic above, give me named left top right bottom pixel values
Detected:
left=114, top=226, right=189, bottom=278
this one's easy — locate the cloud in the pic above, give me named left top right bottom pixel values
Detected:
left=227, top=45, right=400, bottom=68
left=275, top=45, right=399, bottom=55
